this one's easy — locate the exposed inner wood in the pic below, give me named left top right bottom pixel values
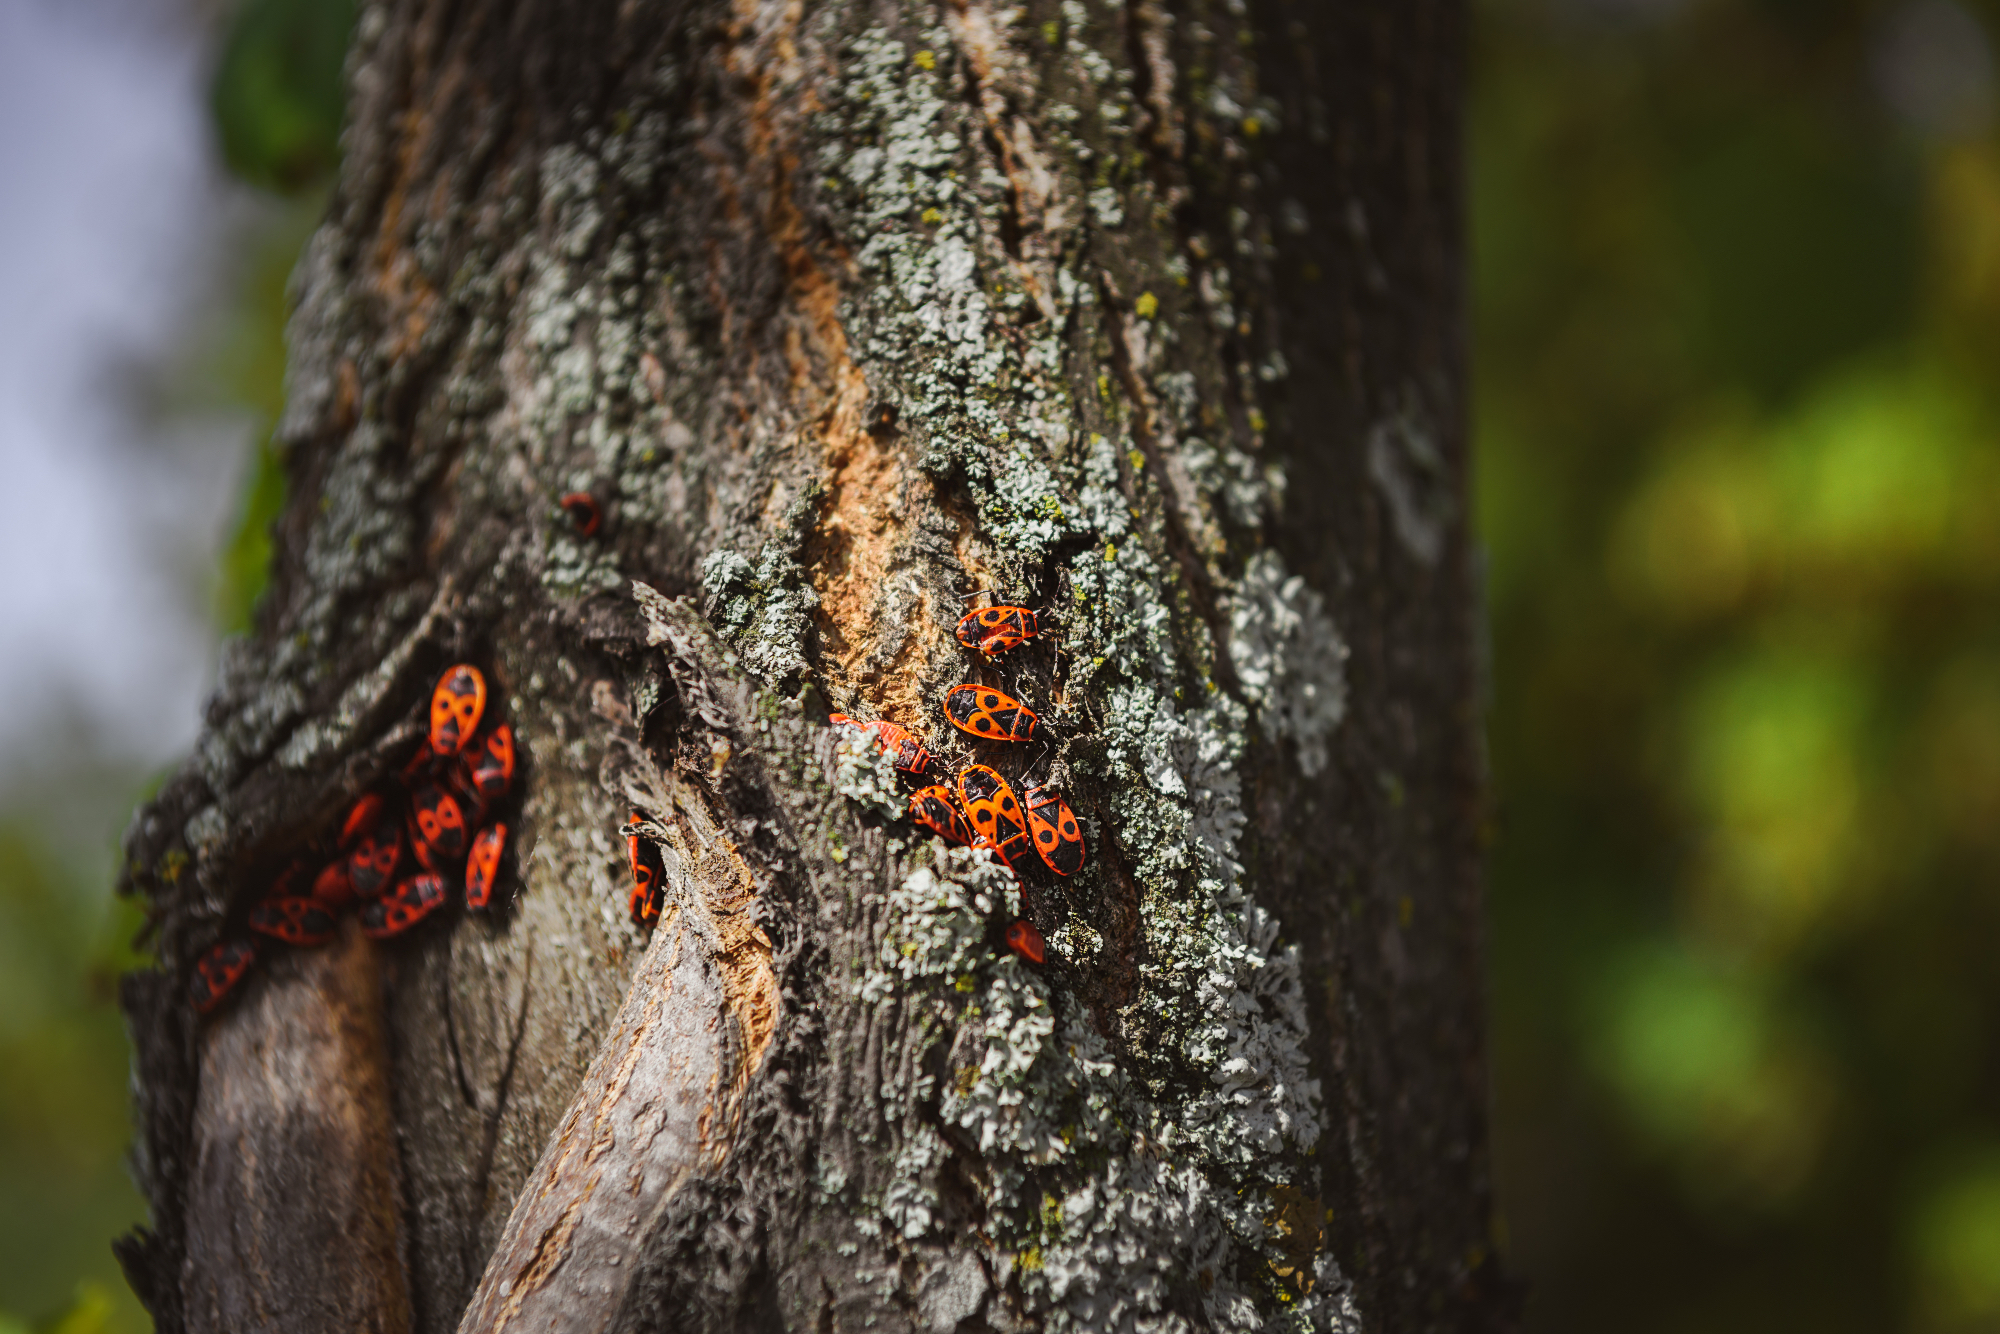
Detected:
left=456, top=775, right=776, bottom=1334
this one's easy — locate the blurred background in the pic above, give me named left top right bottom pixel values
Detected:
left=2, top=0, right=1997, bottom=1329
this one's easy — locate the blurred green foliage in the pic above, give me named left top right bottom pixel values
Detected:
left=211, top=0, right=355, bottom=193
left=210, top=0, right=354, bottom=631
left=0, top=823, right=152, bottom=1333
left=0, top=2, right=350, bottom=1330
left=1478, top=0, right=2000, bottom=1328
left=211, top=202, right=328, bottom=635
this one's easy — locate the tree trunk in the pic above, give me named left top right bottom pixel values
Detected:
left=116, top=1, right=1505, bottom=1331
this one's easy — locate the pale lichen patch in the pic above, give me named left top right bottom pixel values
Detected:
left=1368, top=400, right=1456, bottom=568
left=1227, top=551, right=1349, bottom=777
left=831, top=727, right=903, bottom=819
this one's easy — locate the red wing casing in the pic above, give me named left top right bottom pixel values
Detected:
left=465, top=823, right=506, bottom=911
left=463, top=724, right=516, bottom=806
left=943, top=685, right=1038, bottom=744
left=559, top=491, right=602, bottom=536
left=908, top=785, right=974, bottom=845
left=248, top=895, right=339, bottom=947
left=340, top=792, right=385, bottom=848
left=360, top=874, right=449, bottom=938
left=311, top=859, right=356, bottom=910
left=190, top=939, right=257, bottom=1014
left=409, top=785, right=468, bottom=871
left=957, top=765, right=1033, bottom=867
left=627, top=819, right=666, bottom=926
left=1023, top=785, right=1087, bottom=877
left=955, top=605, right=1038, bottom=654
left=348, top=817, right=405, bottom=897
left=1005, top=918, right=1046, bottom=965
left=401, top=738, right=440, bottom=784
left=429, top=664, right=487, bottom=756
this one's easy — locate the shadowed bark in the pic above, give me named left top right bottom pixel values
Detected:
left=115, top=1, right=1512, bottom=1331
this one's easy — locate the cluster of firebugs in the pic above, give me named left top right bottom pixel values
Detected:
left=188, top=664, right=517, bottom=1013
left=190, top=601, right=1080, bottom=1010
left=622, top=599, right=1084, bottom=967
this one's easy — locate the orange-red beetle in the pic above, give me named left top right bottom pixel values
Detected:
left=190, top=939, right=257, bottom=1014
left=958, top=765, right=1033, bottom=867
left=956, top=604, right=1039, bottom=655
left=943, top=685, right=1037, bottom=744
left=560, top=492, right=602, bottom=537
left=1005, top=919, right=1046, bottom=965
left=430, top=664, right=487, bottom=756
left=465, top=823, right=506, bottom=911
left=1022, top=784, right=1086, bottom=877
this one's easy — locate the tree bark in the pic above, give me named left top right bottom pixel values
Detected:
left=116, top=1, right=1507, bottom=1331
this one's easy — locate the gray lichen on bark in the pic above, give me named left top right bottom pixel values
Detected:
left=117, top=0, right=1501, bottom=1332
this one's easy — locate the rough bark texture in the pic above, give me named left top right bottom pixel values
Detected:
left=116, top=1, right=1508, bottom=1331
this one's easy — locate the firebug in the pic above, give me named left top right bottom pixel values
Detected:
left=908, top=785, right=974, bottom=845
left=1022, top=784, right=1087, bottom=877
left=1005, top=918, right=1046, bottom=965
left=867, top=719, right=932, bottom=778
left=348, top=815, right=404, bottom=897
left=627, top=812, right=666, bottom=926
left=465, top=823, right=506, bottom=911
left=944, top=685, right=1038, bottom=744
left=957, top=764, right=1033, bottom=867
left=248, top=896, right=339, bottom=947
left=360, top=873, right=448, bottom=938
left=430, top=664, right=487, bottom=756
left=955, top=604, right=1040, bottom=656
left=190, top=939, right=257, bottom=1014
left=461, top=723, right=515, bottom=809
left=559, top=492, right=602, bottom=536
left=831, top=713, right=933, bottom=778
left=409, top=784, right=469, bottom=871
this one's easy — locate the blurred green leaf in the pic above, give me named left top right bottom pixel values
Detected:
left=44, top=1285, right=117, bottom=1334
left=211, top=0, right=355, bottom=194
left=1478, top=0, right=2000, bottom=1327
left=217, top=439, right=287, bottom=634
left=1590, top=942, right=1836, bottom=1208
left=0, top=826, right=148, bottom=1331
left=1910, top=1149, right=2000, bottom=1329
left=1672, top=115, right=1920, bottom=399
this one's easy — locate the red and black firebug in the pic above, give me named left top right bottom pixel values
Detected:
left=409, top=784, right=469, bottom=872
left=361, top=874, right=448, bottom=938
left=944, top=685, right=1038, bottom=744
left=248, top=896, right=339, bottom=947
left=955, top=604, right=1039, bottom=656
left=1022, top=784, right=1087, bottom=877
left=465, top=823, right=506, bottom=911
left=957, top=764, right=1033, bottom=867
left=190, top=939, right=257, bottom=1014
left=1005, top=918, right=1046, bottom=965
left=627, top=812, right=666, bottom=926
left=908, top=785, right=974, bottom=845
left=430, top=664, right=487, bottom=756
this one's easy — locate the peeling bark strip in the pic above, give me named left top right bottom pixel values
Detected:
left=120, top=1, right=1508, bottom=1333
left=458, top=893, right=730, bottom=1333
